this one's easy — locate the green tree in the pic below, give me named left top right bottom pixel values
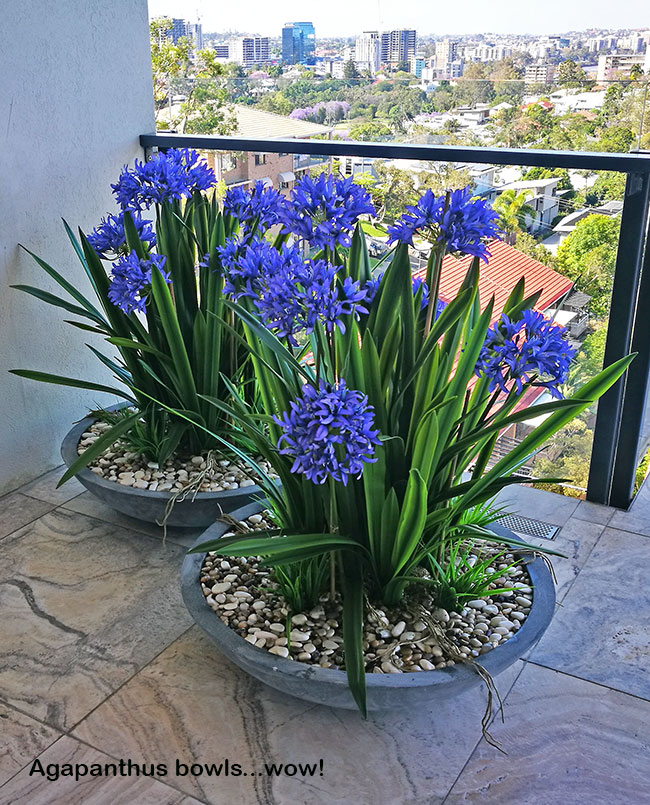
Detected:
left=596, top=125, right=634, bottom=153
left=522, top=167, right=574, bottom=192
left=513, top=231, right=558, bottom=267
left=556, top=214, right=620, bottom=317
left=557, top=60, right=591, bottom=89
left=344, top=60, right=359, bottom=80
left=348, top=121, right=393, bottom=140
left=585, top=171, right=627, bottom=204
left=149, top=19, right=236, bottom=135
left=492, top=190, right=537, bottom=244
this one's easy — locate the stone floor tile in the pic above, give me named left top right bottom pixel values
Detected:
left=62, top=491, right=205, bottom=548
left=0, top=508, right=192, bottom=731
left=0, top=493, right=54, bottom=541
left=494, top=485, right=579, bottom=527
left=73, top=627, right=523, bottom=805
left=523, top=516, right=604, bottom=603
left=609, top=478, right=650, bottom=537
left=0, top=736, right=200, bottom=804
left=529, top=527, right=650, bottom=700
left=0, top=702, right=60, bottom=787
left=445, top=663, right=650, bottom=804
left=572, top=499, right=615, bottom=525
left=19, top=465, right=85, bottom=506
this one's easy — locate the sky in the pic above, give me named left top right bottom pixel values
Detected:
left=147, top=0, right=648, bottom=37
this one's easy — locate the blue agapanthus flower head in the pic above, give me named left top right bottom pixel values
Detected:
left=280, top=173, right=376, bottom=250
left=475, top=309, right=577, bottom=398
left=387, top=187, right=502, bottom=261
left=107, top=252, right=170, bottom=314
left=87, top=211, right=156, bottom=258
left=221, top=235, right=371, bottom=345
left=223, top=180, right=287, bottom=229
left=273, top=379, right=382, bottom=485
left=112, top=148, right=215, bottom=212
left=257, top=257, right=370, bottom=345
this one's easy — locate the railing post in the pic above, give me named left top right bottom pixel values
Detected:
left=608, top=200, right=650, bottom=508
left=587, top=172, right=650, bottom=505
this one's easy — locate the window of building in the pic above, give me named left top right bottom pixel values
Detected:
left=254, top=154, right=267, bottom=166
left=221, top=154, right=237, bottom=172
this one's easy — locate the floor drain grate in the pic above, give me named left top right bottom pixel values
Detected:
left=496, top=514, right=559, bottom=541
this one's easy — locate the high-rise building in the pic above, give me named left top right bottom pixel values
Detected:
left=524, top=62, right=555, bottom=86
left=168, top=18, right=203, bottom=52
left=230, top=36, right=270, bottom=67
left=282, top=22, right=315, bottom=64
left=355, top=31, right=381, bottom=74
left=380, top=29, right=416, bottom=66
left=435, top=39, right=458, bottom=73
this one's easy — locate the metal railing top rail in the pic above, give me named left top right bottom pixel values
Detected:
left=140, top=132, right=650, bottom=173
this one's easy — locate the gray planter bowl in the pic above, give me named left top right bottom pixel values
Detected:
left=181, top=502, right=556, bottom=711
left=60, top=408, right=263, bottom=528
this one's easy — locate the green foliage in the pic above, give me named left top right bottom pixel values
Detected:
left=149, top=18, right=237, bottom=135
left=556, top=214, right=620, bottom=317
left=492, top=190, right=537, bottom=243
left=584, top=172, right=626, bottom=205
left=183, top=226, right=631, bottom=713
left=349, top=121, right=393, bottom=140
left=557, top=60, right=592, bottom=90
left=522, top=167, right=573, bottom=192
left=596, top=125, right=634, bottom=153
left=12, top=195, right=256, bottom=470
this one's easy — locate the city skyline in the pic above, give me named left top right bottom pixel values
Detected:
left=147, top=0, right=648, bottom=37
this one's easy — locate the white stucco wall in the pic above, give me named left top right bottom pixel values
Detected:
left=0, top=1, right=155, bottom=493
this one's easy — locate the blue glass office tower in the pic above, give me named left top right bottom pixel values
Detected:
left=282, top=22, right=315, bottom=64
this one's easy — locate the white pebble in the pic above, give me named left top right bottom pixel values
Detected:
left=391, top=621, right=406, bottom=637
left=269, top=645, right=289, bottom=658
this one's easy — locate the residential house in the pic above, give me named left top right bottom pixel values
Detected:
left=204, top=105, right=332, bottom=195
left=494, top=177, right=561, bottom=235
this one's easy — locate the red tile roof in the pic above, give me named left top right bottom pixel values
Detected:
left=413, top=239, right=573, bottom=323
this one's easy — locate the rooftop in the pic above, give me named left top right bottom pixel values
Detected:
left=413, top=239, right=574, bottom=322
left=232, top=105, right=333, bottom=140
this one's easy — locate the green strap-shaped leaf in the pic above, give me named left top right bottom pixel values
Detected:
left=390, top=468, right=427, bottom=575
left=9, top=369, right=136, bottom=402
left=149, top=266, right=200, bottom=412
left=11, top=284, right=107, bottom=326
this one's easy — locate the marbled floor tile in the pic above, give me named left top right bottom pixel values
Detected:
left=523, top=516, right=604, bottom=603
left=445, top=663, right=650, bottom=804
left=0, top=508, right=192, bottom=731
left=530, top=527, right=650, bottom=700
left=572, top=499, right=615, bottom=526
left=62, top=491, right=205, bottom=548
left=0, top=702, right=60, bottom=787
left=73, top=626, right=524, bottom=805
left=493, top=485, right=579, bottom=527
left=0, top=493, right=54, bottom=541
left=0, top=736, right=201, bottom=804
left=609, top=477, right=650, bottom=538
left=19, top=465, right=85, bottom=506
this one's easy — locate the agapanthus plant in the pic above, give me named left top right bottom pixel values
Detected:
left=11, top=148, right=257, bottom=469
left=178, top=184, right=631, bottom=717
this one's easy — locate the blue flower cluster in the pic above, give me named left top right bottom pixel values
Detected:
left=223, top=181, right=286, bottom=229
left=87, top=211, right=156, bottom=258
left=111, top=148, right=215, bottom=212
left=387, top=188, right=502, bottom=261
left=107, top=252, right=170, bottom=314
left=219, top=236, right=370, bottom=345
left=273, top=380, right=381, bottom=485
left=280, top=173, right=376, bottom=250
left=475, top=309, right=577, bottom=398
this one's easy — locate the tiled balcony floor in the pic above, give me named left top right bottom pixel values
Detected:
left=1, top=468, right=650, bottom=804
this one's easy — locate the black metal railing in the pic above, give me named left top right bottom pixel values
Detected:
left=140, top=133, right=650, bottom=509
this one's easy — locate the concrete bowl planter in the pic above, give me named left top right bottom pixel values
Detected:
left=181, top=502, right=556, bottom=711
left=60, top=408, right=263, bottom=528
